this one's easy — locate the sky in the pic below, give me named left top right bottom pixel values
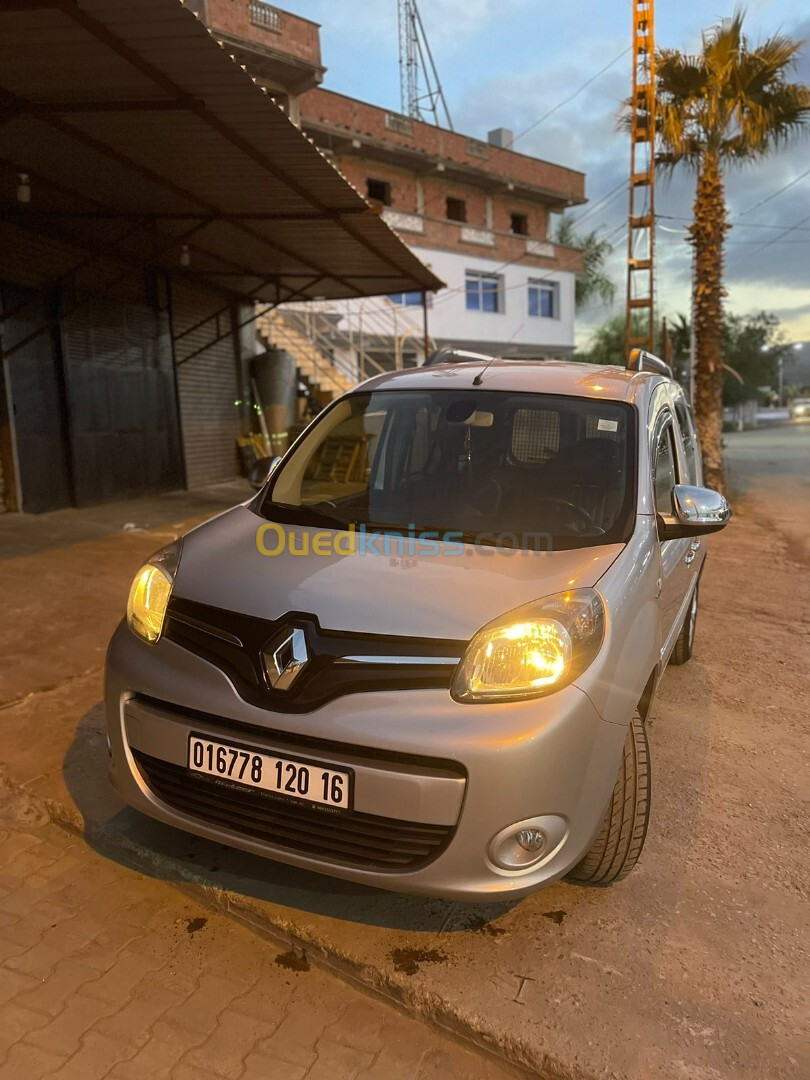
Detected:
left=285, top=0, right=810, bottom=346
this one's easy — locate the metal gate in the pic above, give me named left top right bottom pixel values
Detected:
left=1, top=283, right=72, bottom=514
left=60, top=299, right=183, bottom=507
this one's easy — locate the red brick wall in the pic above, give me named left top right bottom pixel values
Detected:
left=203, top=0, right=322, bottom=68
left=330, top=155, right=584, bottom=269
left=300, top=88, right=585, bottom=204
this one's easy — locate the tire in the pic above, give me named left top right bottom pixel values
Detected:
left=670, top=585, right=698, bottom=666
left=566, top=711, right=651, bottom=886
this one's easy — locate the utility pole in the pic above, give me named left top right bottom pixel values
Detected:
left=625, top=0, right=656, bottom=356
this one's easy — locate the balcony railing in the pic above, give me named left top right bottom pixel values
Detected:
left=249, top=1, right=281, bottom=32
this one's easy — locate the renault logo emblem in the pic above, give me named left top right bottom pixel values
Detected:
left=263, top=627, right=308, bottom=691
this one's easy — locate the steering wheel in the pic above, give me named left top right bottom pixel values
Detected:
left=535, top=497, right=597, bottom=531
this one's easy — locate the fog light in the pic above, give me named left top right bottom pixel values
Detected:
left=516, top=828, right=546, bottom=852
left=488, top=815, right=567, bottom=872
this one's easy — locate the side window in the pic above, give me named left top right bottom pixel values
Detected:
left=653, top=422, right=678, bottom=517
left=673, top=397, right=699, bottom=484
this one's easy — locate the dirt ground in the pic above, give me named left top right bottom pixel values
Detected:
left=0, top=426, right=807, bottom=1079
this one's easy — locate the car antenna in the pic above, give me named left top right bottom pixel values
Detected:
left=472, top=354, right=500, bottom=386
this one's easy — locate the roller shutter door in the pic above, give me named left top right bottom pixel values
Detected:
left=171, top=282, right=241, bottom=488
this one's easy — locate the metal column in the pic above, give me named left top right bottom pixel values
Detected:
left=625, top=0, right=656, bottom=355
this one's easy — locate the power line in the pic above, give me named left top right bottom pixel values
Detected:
left=570, top=180, right=629, bottom=228
left=658, top=213, right=810, bottom=232
left=505, top=47, right=631, bottom=151
left=419, top=47, right=631, bottom=219
left=735, top=166, right=810, bottom=218
left=726, top=209, right=810, bottom=265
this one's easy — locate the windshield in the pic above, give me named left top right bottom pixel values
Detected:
left=262, top=389, right=636, bottom=551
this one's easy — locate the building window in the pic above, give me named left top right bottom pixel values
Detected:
left=388, top=291, right=423, bottom=306
left=528, top=279, right=558, bottom=318
left=465, top=271, right=502, bottom=313
left=446, top=197, right=467, bottom=223
left=510, top=212, right=529, bottom=236
left=366, top=178, right=392, bottom=206
left=249, top=1, right=281, bottom=32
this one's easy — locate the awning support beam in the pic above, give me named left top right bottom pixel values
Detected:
left=0, top=217, right=213, bottom=360
left=175, top=277, right=325, bottom=367
left=29, top=102, right=369, bottom=298
left=2, top=209, right=369, bottom=222
left=57, top=1, right=418, bottom=285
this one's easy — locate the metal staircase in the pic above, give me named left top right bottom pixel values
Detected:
left=256, top=296, right=428, bottom=406
left=256, top=309, right=356, bottom=405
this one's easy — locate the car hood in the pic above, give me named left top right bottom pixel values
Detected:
left=173, top=505, right=624, bottom=641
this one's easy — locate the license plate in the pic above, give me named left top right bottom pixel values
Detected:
left=187, top=734, right=352, bottom=812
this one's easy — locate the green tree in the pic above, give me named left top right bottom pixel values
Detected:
left=653, top=13, right=810, bottom=490
left=722, top=311, right=787, bottom=406
left=576, top=313, right=662, bottom=365
left=555, top=216, right=616, bottom=310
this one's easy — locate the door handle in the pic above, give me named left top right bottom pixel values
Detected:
left=684, top=550, right=696, bottom=565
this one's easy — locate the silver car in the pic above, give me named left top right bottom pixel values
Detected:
left=105, top=350, right=730, bottom=901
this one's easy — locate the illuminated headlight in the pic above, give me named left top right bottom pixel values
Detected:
left=451, top=588, right=605, bottom=703
left=126, top=540, right=182, bottom=644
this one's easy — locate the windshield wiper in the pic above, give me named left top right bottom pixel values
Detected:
left=268, top=502, right=354, bottom=530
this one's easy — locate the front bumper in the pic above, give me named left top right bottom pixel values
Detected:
left=105, top=620, right=627, bottom=901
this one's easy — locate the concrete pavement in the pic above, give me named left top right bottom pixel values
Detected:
left=0, top=428, right=808, bottom=1079
left=0, top=783, right=514, bottom=1080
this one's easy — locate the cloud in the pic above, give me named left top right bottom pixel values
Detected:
left=296, top=0, right=810, bottom=340
left=473, top=9, right=810, bottom=341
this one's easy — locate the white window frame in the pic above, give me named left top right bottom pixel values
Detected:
left=465, top=270, right=504, bottom=314
left=528, top=278, right=559, bottom=319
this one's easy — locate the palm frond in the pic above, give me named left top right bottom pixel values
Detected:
left=654, top=12, right=810, bottom=168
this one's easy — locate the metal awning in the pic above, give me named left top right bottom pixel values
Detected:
left=0, top=0, right=444, bottom=304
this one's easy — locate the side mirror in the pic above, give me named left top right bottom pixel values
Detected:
left=657, top=484, right=731, bottom=541
left=248, top=455, right=282, bottom=491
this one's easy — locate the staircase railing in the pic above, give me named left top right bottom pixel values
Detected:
left=279, top=295, right=429, bottom=377
left=257, top=311, right=352, bottom=396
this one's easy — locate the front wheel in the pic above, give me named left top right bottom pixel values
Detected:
left=565, top=711, right=651, bottom=886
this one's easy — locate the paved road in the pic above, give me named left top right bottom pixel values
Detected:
left=725, top=418, right=810, bottom=491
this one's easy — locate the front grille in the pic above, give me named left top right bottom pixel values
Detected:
left=164, top=597, right=462, bottom=713
left=133, top=751, right=454, bottom=872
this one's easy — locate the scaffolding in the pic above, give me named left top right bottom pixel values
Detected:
left=625, top=0, right=656, bottom=355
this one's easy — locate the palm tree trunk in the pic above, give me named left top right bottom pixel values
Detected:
left=689, top=151, right=729, bottom=491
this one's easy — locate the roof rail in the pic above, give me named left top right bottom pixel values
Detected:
left=627, top=348, right=673, bottom=378
left=423, top=346, right=496, bottom=367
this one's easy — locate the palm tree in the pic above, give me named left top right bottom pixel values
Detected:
left=555, top=216, right=616, bottom=310
left=655, top=13, right=810, bottom=490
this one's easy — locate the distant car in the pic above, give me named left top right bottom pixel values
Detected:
left=789, top=397, right=810, bottom=419
left=105, top=349, right=730, bottom=901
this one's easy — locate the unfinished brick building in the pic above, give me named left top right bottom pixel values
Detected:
left=193, top=0, right=587, bottom=370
